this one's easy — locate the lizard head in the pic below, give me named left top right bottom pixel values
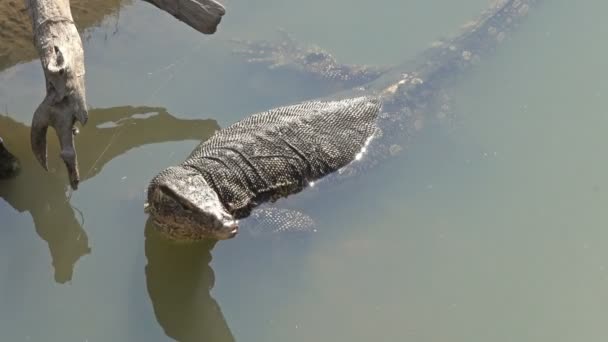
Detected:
left=146, top=166, right=238, bottom=241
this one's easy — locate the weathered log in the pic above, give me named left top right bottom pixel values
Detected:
left=144, top=0, right=226, bottom=34
left=27, top=0, right=88, bottom=190
left=24, top=0, right=225, bottom=189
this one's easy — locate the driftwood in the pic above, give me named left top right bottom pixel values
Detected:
left=144, top=0, right=226, bottom=34
left=25, top=0, right=225, bottom=189
left=27, top=0, right=88, bottom=190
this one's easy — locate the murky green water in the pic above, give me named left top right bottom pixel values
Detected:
left=2, top=0, right=608, bottom=341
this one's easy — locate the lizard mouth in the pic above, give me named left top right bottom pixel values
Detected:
left=160, top=183, right=238, bottom=234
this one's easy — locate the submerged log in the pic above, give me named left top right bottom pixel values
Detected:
left=24, top=0, right=225, bottom=189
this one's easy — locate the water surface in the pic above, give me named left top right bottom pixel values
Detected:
left=1, top=0, right=607, bottom=341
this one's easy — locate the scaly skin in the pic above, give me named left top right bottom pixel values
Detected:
left=147, top=97, right=380, bottom=240
left=149, top=0, right=540, bottom=240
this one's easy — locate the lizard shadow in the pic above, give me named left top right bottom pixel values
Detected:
left=144, top=219, right=235, bottom=342
left=0, top=107, right=219, bottom=283
left=144, top=216, right=315, bottom=342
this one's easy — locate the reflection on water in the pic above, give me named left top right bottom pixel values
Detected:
left=144, top=219, right=235, bottom=342
left=0, top=107, right=218, bottom=283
